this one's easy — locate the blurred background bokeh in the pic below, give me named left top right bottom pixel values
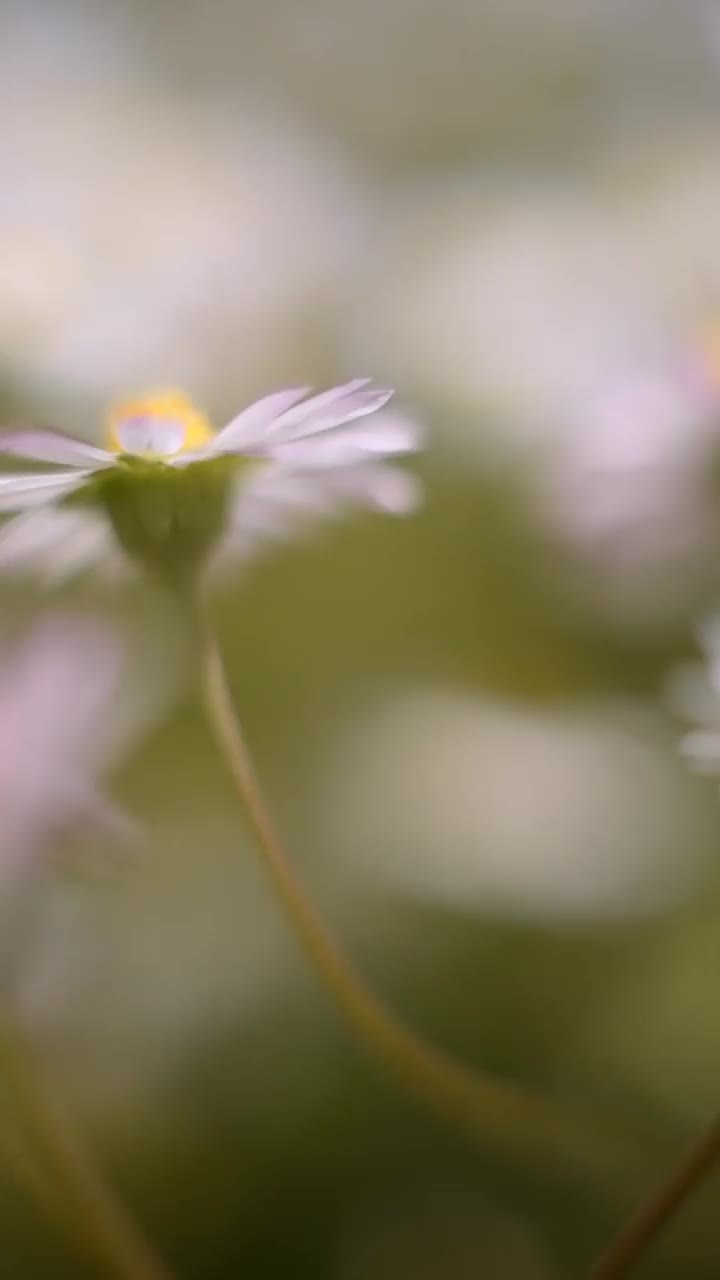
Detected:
left=3, top=0, right=720, bottom=1274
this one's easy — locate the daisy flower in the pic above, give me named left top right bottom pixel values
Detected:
left=0, top=616, right=136, bottom=878
left=537, top=327, right=720, bottom=619
left=0, top=380, right=421, bottom=585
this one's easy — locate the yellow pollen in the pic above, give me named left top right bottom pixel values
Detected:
left=106, top=389, right=215, bottom=454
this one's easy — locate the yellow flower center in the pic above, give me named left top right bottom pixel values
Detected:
left=106, top=389, right=215, bottom=455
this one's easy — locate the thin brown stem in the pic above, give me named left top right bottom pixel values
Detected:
left=586, top=1115, right=720, bottom=1280
left=197, top=611, right=653, bottom=1186
left=0, top=1103, right=68, bottom=1219
left=0, top=1012, right=175, bottom=1280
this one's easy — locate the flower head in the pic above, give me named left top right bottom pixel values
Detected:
left=0, top=616, right=136, bottom=878
left=0, top=380, right=421, bottom=585
left=539, top=330, right=720, bottom=618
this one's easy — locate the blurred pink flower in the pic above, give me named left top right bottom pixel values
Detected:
left=541, top=334, right=720, bottom=613
left=0, top=380, right=421, bottom=583
left=0, top=616, right=135, bottom=875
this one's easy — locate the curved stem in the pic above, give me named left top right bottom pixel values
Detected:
left=0, top=1011, right=175, bottom=1280
left=586, top=1115, right=720, bottom=1280
left=197, top=613, right=650, bottom=1184
left=0, top=1101, right=68, bottom=1219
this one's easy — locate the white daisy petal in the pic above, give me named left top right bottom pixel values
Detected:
left=0, top=614, right=170, bottom=871
left=168, top=448, right=216, bottom=467
left=322, top=463, right=422, bottom=513
left=41, top=515, right=115, bottom=586
left=0, top=510, right=67, bottom=571
left=211, top=387, right=312, bottom=451
left=267, top=383, right=394, bottom=443
left=115, top=418, right=185, bottom=456
left=252, top=460, right=421, bottom=518
left=228, top=497, right=298, bottom=544
left=0, top=471, right=91, bottom=511
left=0, top=617, right=124, bottom=758
left=246, top=468, right=343, bottom=513
left=215, top=459, right=420, bottom=573
left=263, top=378, right=370, bottom=432
left=212, top=488, right=312, bottom=569
left=267, top=412, right=420, bottom=468
left=244, top=463, right=421, bottom=515
left=0, top=508, right=109, bottom=581
left=0, top=431, right=114, bottom=468
left=334, top=412, right=420, bottom=454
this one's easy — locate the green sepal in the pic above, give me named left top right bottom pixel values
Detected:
left=65, top=454, right=250, bottom=587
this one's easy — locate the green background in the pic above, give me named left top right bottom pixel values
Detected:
left=1, top=1, right=720, bottom=1274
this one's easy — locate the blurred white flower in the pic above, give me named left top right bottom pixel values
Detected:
left=668, top=615, right=720, bottom=777
left=0, top=381, right=421, bottom=583
left=0, top=615, right=135, bottom=878
left=318, top=687, right=709, bottom=922
left=347, top=181, right=664, bottom=457
left=0, top=68, right=364, bottom=411
left=539, top=332, right=720, bottom=617
left=347, top=138, right=720, bottom=468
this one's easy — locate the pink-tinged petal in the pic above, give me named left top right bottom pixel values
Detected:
left=115, top=418, right=185, bottom=456
left=227, top=499, right=297, bottom=545
left=0, top=431, right=113, bottom=468
left=211, top=491, right=310, bottom=570
left=248, top=460, right=421, bottom=518
left=39, top=512, right=114, bottom=585
left=0, top=616, right=123, bottom=759
left=266, top=381, right=394, bottom=443
left=47, top=523, right=113, bottom=586
left=330, top=464, right=422, bottom=513
left=211, top=387, right=312, bottom=451
left=266, top=412, right=420, bottom=468
left=0, top=472, right=76, bottom=489
left=0, top=612, right=186, bottom=868
left=0, top=510, right=68, bottom=570
left=0, top=508, right=115, bottom=583
left=332, top=412, right=420, bottom=454
left=0, top=471, right=92, bottom=511
left=218, top=472, right=337, bottom=554
left=0, top=616, right=143, bottom=869
left=214, top=460, right=420, bottom=573
left=168, top=446, right=217, bottom=467
left=264, top=378, right=370, bottom=432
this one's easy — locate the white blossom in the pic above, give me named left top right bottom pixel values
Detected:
left=0, top=380, right=421, bottom=582
left=0, top=616, right=135, bottom=876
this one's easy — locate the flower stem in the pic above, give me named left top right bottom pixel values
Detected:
left=0, top=1096, right=68, bottom=1220
left=585, top=1114, right=720, bottom=1280
left=0, top=1010, right=175, bottom=1280
left=197, top=613, right=651, bottom=1184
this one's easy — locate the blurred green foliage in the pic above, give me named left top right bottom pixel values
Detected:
left=2, top=1, right=720, bottom=1275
